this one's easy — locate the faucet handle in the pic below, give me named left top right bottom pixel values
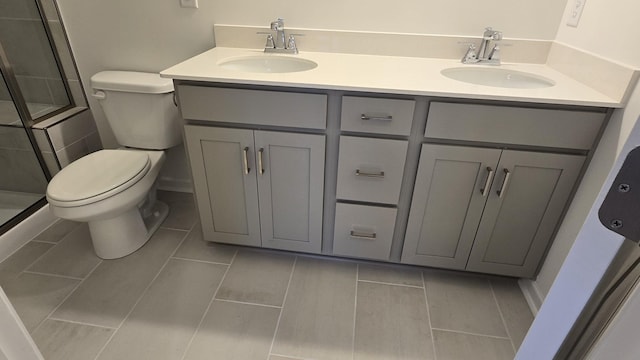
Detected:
left=461, top=44, right=479, bottom=64
left=257, top=32, right=275, bottom=49
left=488, top=45, right=501, bottom=62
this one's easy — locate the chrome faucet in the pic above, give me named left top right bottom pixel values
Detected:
left=270, top=18, right=286, bottom=50
left=462, top=27, right=502, bottom=65
left=258, top=18, right=299, bottom=54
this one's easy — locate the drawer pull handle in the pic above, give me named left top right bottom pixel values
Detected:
left=242, top=146, right=250, bottom=175
left=481, top=166, right=495, bottom=197
left=355, top=169, right=385, bottom=178
left=258, top=148, right=265, bottom=175
left=360, top=114, right=393, bottom=122
left=350, top=230, right=377, bottom=239
left=497, top=168, right=511, bottom=198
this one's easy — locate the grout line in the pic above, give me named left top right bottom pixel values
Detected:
left=45, top=317, right=118, bottom=331
left=170, top=256, right=232, bottom=266
left=422, top=271, right=438, bottom=360
left=351, top=263, right=359, bottom=360
left=159, top=225, right=193, bottom=232
left=30, top=240, right=59, bottom=245
left=489, top=279, right=517, bottom=354
left=92, top=229, right=190, bottom=360
left=22, top=270, right=84, bottom=281
left=357, top=279, right=424, bottom=289
left=431, top=327, right=512, bottom=340
left=268, top=256, right=297, bottom=358
left=213, top=298, right=282, bottom=309
left=31, top=258, right=103, bottom=335
left=270, top=353, right=307, bottom=360
left=178, top=249, right=238, bottom=360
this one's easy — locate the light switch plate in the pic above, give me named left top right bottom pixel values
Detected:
left=180, top=0, right=198, bottom=9
left=566, top=0, right=586, bottom=27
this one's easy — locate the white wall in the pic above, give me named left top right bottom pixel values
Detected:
left=517, top=0, right=640, bottom=357
left=530, top=0, right=640, bottom=300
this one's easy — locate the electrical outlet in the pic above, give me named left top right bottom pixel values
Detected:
left=566, top=0, right=586, bottom=27
left=180, top=0, right=198, bottom=9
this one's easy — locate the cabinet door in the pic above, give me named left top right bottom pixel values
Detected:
left=401, top=144, right=501, bottom=269
left=254, top=131, right=325, bottom=253
left=467, top=151, right=585, bottom=277
left=184, top=126, right=261, bottom=247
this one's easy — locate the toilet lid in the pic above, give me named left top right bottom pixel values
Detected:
left=47, top=149, right=151, bottom=204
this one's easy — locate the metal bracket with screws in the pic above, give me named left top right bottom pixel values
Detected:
left=599, top=146, right=640, bottom=243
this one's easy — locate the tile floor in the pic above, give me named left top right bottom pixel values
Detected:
left=0, top=191, right=534, bottom=360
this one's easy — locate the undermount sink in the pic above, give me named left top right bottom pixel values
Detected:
left=218, top=55, right=318, bottom=73
left=441, top=67, right=555, bottom=89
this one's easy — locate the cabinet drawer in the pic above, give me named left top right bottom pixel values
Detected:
left=341, top=96, right=415, bottom=135
left=178, top=85, right=327, bottom=129
left=333, top=203, right=396, bottom=261
left=337, top=136, right=407, bottom=204
left=425, top=102, right=606, bottom=149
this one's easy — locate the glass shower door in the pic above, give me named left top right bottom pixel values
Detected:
left=0, top=70, right=47, bottom=227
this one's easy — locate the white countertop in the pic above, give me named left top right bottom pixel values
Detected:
left=161, top=47, right=621, bottom=108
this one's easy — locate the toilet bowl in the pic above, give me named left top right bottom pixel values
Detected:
left=46, top=71, right=182, bottom=259
left=47, top=149, right=168, bottom=259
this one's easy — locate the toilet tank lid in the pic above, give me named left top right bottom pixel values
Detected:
left=91, top=71, right=174, bottom=94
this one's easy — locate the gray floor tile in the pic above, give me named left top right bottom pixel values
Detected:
left=354, top=282, right=433, bottom=360
left=33, top=220, right=80, bottom=243
left=27, top=224, right=101, bottom=278
left=272, top=257, right=357, bottom=360
left=425, top=270, right=508, bottom=337
left=97, top=259, right=227, bottom=360
left=173, top=224, right=237, bottom=264
left=32, top=319, right=113, bottom=360
left=52, top=228, right=185, bottom=328
left=270, top=356, right=303, bottom=360
left=158, top=190, right=198, bottom=230
left=3, top=273, right=79, bottom=332
left=491, top=278, right=534, bottom=348
left=0, top=241, right=54, bottom=285
left=358, top=262, right=423, bottom=287
left=183, top=300, right=280, bottom=360
left=433, top=330, right=514, bottom=360
left=216, top=250, right=294, bottom=307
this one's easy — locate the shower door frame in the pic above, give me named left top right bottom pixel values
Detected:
left=0, top=42, right=51, bottom=235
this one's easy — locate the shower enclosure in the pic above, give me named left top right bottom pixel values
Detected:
left=0, top=0, right=74, bottom=234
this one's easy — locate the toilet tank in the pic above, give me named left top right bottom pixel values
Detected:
left=91, top=71, right=182, bottom=150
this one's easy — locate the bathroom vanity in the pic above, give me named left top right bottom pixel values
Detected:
left=162, top=47, right=615, bottom=278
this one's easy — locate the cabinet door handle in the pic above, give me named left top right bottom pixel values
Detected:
left=258, top=148, right=265, bottom=175
left=355, top=169, right=385, bottom=178
left=242, top=146, right=250, bottom=175
left=360, top=114, right=393, bottom=122
left=497, top=168, right=511, bottom=198
left=480, top=166, right=495, bottom=197
left=350, top=230, right=377, bottom=239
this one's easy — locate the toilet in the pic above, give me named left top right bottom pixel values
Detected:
left=46, top=71, right=182, bottom=259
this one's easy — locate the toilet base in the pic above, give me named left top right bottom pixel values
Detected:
left=88, top=200, right=169, bottom=259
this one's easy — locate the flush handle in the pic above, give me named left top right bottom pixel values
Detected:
left=92, top=91, right=106, bottom=100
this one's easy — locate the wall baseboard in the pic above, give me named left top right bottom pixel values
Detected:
left=0, top=205, right=57, bottom=264
left=519, top=278, right=544, bottom=315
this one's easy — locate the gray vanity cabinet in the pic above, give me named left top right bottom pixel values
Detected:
left=401, top=144, right=502, bottom=269
left=185, top=125, right=325, bottom=254
left=402, top=144, right=585, bottom=278
left=466, top=150, right=584, bottom=277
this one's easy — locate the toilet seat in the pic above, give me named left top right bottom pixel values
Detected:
left=47, top=149, right=151, bottom=207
